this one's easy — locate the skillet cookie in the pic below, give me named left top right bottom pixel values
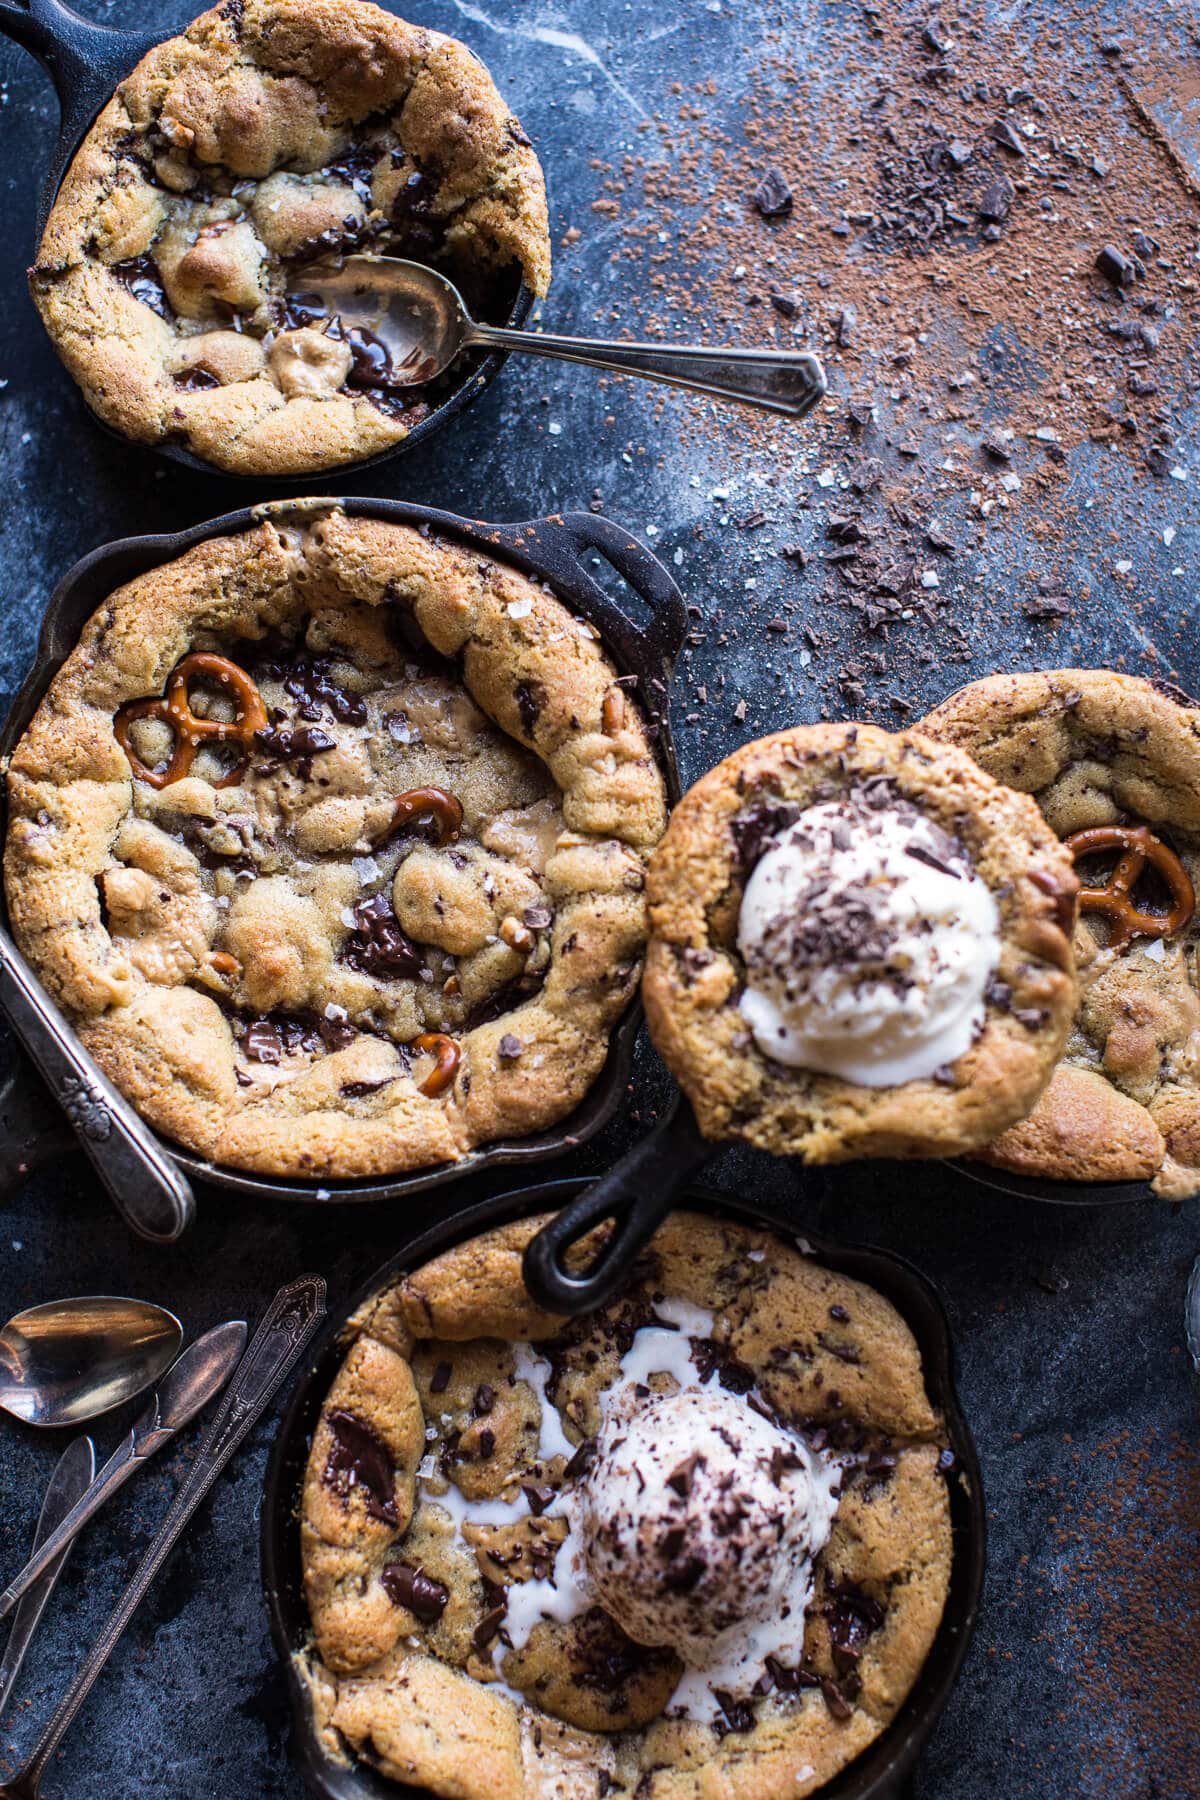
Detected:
left=924, top=669, right=1200, bottom=1196
left=29, top=0, right=551, bottom=476
left=3, top=509, right=665, bottom=1181
left=299, top=1209, right=954, bottom=1799
left=641, top=723, right=1078, bottom=1164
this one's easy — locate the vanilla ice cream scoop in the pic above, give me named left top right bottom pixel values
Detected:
left=737, top=793, right=1000, bottom=1085
left=576, top=1385, right=839, bottom=1701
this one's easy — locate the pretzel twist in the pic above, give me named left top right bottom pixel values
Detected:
left=113, top=653, right=268, bottom=790
left=1064, top=824, right=1195, bottom=948
left=385, top=787, right=464, bottom=846
left=413, top=1032, right=460, bottom=1097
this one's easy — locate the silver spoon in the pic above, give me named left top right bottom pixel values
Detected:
left=285, top=255, right=828, bottom=418
left=1187, top=1255, right=1200, bottom=1372
left=0, top=1278, right=324, bottom=1800
left=0, top=1296, right=183, bottom=1427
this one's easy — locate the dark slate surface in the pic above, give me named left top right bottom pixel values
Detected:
left=0, top=2, right=1197, bottom=1796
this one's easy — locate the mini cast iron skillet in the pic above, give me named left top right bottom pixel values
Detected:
left=0, top=497, right=685, bottom=1222
left=523, top=1077, right=1149, bottom=1316
left=0, top=0, right=536, bottom=483
left=261, top=1176, right=986, bottom=1800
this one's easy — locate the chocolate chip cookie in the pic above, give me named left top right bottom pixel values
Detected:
left=642, top=723, right=1078, bottom=1162
left=4, top=508, right=665, bottom=1180
left=30, top=0, right=551, bottom=476
left=299, top=1210, right=954, bottom=1798
left=923, top=669, right=1200, bottom=1196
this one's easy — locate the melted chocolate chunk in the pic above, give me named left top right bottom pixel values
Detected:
left=826, top=1579, right=886, bottom=1674
left=342, top=893, right=424, bottom=980
left=323, top=1408, right=397, bottom=1524
left=521, top=1484, right=556, bottom=1516
left=690, top=1338, right=756, bottom=1395
left=514, top=679, right=546, bottom=734
left=381, top=1561, right=449, bottom=1622
left=763, top=1654, right=821, bottom=1693
left=473, top=1599, right=507, bottom=1653
left=282, top=656, right=368, bottom=725
left=730, top=799, right=803, bottom=872
left=235, top=1009, right=355, bottom=1064
left=564, top=1437, right=597, bottom=1481
left=254, top=722, right=336, bottom=763
left=712, top=1690, right=757, bottom=1737
left=339, top=1077, right=393, bottom=1098
left=111, top=254, right=171, bottom=319
left=1029, top=866, right=1078, bottom=937
left=173, top=365, right=222, bottom=392
left=282, top=291, right=330, bottom=332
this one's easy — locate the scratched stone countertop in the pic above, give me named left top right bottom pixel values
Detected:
left=0, top=1, right=1198, bottom=1796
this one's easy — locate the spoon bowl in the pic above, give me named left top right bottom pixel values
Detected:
left=0, top=1297, right=183, bottom=1428
left=286, top=255, right=828, bottom=418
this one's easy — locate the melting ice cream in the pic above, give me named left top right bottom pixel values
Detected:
left=737, top=793, right=1000, bottom=1085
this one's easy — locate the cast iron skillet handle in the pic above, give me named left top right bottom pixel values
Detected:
left=0, top=924, right=195, bottom=1243
left=487, top=511, right=688, bottom=694
left=522, top=1094, right=712, bottom=1315
left=0, top=0, right=162, bottom=236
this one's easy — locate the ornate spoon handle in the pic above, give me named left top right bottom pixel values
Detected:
left=5, top=1277, right=326, bottom=1800
left=0, top=923, right=194, bottom=1242
left=469, top=324, right=827, bottom=419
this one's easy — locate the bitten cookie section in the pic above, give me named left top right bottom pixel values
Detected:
left=30, top=0, right=551, bottom=476
left=642, top=723, right=1078, bottom=1164
left=3, top=511, right=666, bottom=1180
left=299, top=1211, right=956, bottom=1799
left=924, top=669, right=1200, bottom=1197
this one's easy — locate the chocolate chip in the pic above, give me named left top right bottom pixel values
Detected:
left=661, top=1553, right=706, bottom=1593
left=478, top=1428, right=496, bottom=1459
left=514, top=680, right=546, bottom=734
left=473, top=1602, right=507, bottom=1652
left=497, top=1033, right=523, bottom=1062
left=254, top=722, right=336, bottom=762
left=564, top=1438, right=597, bottom=1480
left=666, top=1454, right=700, bottom=1497
left=769, top=290, right=799, bottom=317
left=521, top=1484, right=556, bottom=1515
left=430, top=1360, right=452, bottom=1393
left=242, top=1018, right=284, bottom=1063
left=523, top=905, right=552, bottom=929
left=342, top=893, right=423, bottom=981
left=281, top=656, right=368, bottom=725
left=752, top=167, right=793, bottom=217
left=381, top=1562, right=449, bottom=1622
left=323, top=1409, right=397, bottom=1525
left=474, top=1383, right=496, bottom=1416
left=111, top=254, right=171, bottom=318
left=820, top=1676, right=854, bottom=1720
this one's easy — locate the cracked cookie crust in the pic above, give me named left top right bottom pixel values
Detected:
left=642, top=724, right=1078, bottom=1163
left=30, top=0, right=551, bottom=477
left=299, top=1211, right=955, bottom=1800
left=3, top=509, right=665, bottom=1180
left=924, top=669, right=1200, bottom=1197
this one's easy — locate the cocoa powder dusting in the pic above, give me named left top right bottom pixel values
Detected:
left=558, top=0, right=1197, bottom=721
left=1028, top=1427, right=1200, bottom=1791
